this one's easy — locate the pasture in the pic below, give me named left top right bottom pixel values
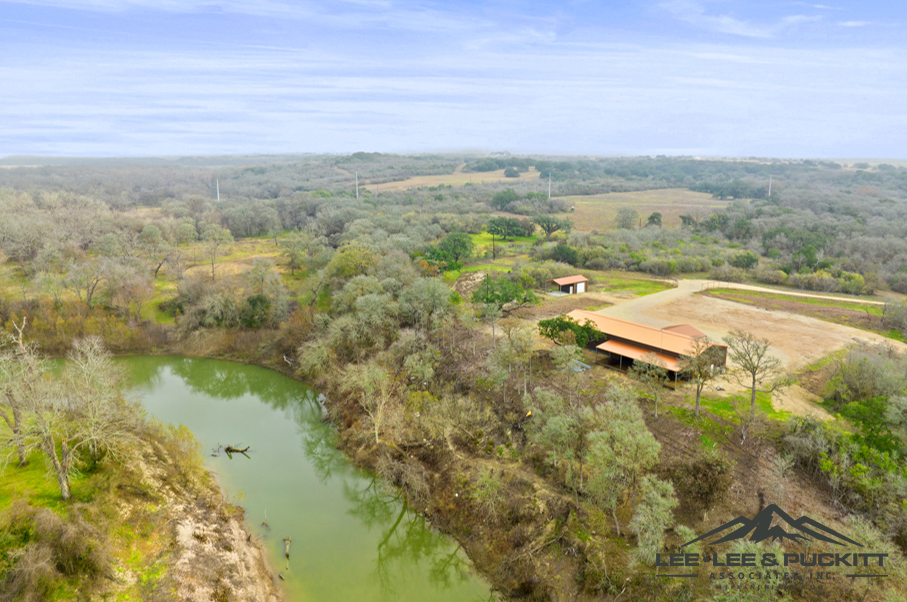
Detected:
left=554, top=187, right=726, bottom=231
left=360, top=165, right=544, bottom=192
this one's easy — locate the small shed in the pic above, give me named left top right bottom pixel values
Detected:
left=550, top=275, right=589, bottom=294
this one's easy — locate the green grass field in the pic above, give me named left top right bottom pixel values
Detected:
left=0, top=453, right=75, bottom=512
left=669, top=389, right=791, bottom=450
left=554, top=188, right=726, bottom=232
left=707, top=287, right=884, bottom=313
left=590, top=272, right=673, bottom=296
left=469, top=232, right=538, bottom=247
left=695, top=390, right=791, bottom=423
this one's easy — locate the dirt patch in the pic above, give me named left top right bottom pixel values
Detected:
left=511, top=293, right=613, bottom=321
left=184, top=261, right=248, bottom=279
left=772, top=385, right=833, bottom=421
left=452, top=271, right=487, bottom=298
left=123, top=441, right=282, bottom=602
left=642, top=293, right=890, bottom=372
left=704, top=289, right=890, bottom=335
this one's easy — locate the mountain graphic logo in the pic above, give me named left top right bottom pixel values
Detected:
left=681, top=504, right=863, bottom=548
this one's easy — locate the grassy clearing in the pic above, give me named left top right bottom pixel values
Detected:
left=591, top=272, right=672, bottom=296
left=469, top=232, right=538, bottom=247
left=461, top=264, right=513, bottom=274
left=804, top=349, right=848, bottom=372
left=0, top=452, right=74, bottom=512
left=220, top=238, right=281, bottom=263
left=668, top=390, right=790, bottom=450
left=707, top=287, right=883, bottom=313
left=698, top=390, right=792, bottom=423
left=143, top=280, right=178, bottom=325
left=554, top=188, right=725, bottom=232
left=363, top=166, right=543, bottom=192
left=665, top=406, right=733, bottom=451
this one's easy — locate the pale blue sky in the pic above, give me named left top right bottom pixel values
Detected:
left=1, top=1, right=904, bottom=158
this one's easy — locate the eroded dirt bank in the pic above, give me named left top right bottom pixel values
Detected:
left=121, top=429, right=283, bottom=602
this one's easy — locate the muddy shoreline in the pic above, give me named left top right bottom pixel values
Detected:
left=134, top=428, right=283, bottom=602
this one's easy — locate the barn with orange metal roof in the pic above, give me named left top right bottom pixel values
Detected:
left=565, top=309, right=727, bottom=380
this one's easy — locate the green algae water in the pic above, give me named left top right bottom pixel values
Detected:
left=121, top=356, right=492, bottom=602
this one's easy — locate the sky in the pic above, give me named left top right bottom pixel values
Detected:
left=0, top=0, right=904, bottom=158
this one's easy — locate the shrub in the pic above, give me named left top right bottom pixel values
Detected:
left=729, top=251, right=758, bottom=269
left=547, top=244, right=579, bottom=266
left=754, top=267, right=787, bottom=285
left=0, top=503, right=110, bottom=602
left=660, top=453, right=732, bottom=517
left=709, top=264, right=744, bottom=282
left=537, top=315, right=606, bottom=348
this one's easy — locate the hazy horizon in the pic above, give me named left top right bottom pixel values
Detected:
left=2, top=1, right=904, bottom=159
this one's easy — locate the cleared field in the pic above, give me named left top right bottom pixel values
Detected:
left=361, top=165, right=544, bottom=192
left=554, top=188, right=726, bottom=232
left=702, top=287, right=905, bottom=342
left=590, top=272, right=672, bottom=296
left=471, top=231, right=536, bottom=244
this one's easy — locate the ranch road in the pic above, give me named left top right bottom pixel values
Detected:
left=593, top=279, right=895, bottom=370
left=591, top=279, right=905, bottom=420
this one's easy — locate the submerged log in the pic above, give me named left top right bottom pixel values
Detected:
left=225, top=445, right=250, bottom=454
left=282, top=536, right=291, bottom=559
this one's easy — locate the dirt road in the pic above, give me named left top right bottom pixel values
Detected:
left=594, top=279, right=896, bottom=370
left=591, top=279, right=906, bottom=419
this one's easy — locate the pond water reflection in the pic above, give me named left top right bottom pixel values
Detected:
left=122, top=356, right=492, bottom=602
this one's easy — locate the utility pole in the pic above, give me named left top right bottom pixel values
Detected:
left=356, top=171, right=359, bottom=199
left=548, top=173, right=551, bottom=200
left=768, top=175, right=772, bottom=198
left=216, top=179, right=220, bottom=203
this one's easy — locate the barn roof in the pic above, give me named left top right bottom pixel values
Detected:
left=565, top=309, right=724, bottom=357
left=662, top=324, right=707, bottom=338
left=596, top=340, right=682, bottom=372
left=551, top=275, right=589, bottom=286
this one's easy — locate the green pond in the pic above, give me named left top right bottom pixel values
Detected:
left=121, top=356, right=493, bottom=602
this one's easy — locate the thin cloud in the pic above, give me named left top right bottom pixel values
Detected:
left=839, top=20, right=871, bottom=27
left=0, top=0, right=487, bottom=33
left=662, top=0, right=820, bottom=38
left=795, top=2, right=841, bottom=10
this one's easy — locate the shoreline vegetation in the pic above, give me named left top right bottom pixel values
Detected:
left=3, top=154, right=907, bottom=601
left=0, top=334, right=282, bottom=602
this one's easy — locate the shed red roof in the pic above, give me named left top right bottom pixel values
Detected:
left=551, top=275, right=589, bottom=286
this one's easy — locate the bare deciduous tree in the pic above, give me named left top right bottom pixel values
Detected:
left=723, top=329, right=789, bottom=438
left=2, top=333, right=141, bottom=500
left=202, top=223, right=233, bottom=281
left=65, top=258, right=107, bottom=309
left=342, top=361, right=397, bottom=444
left=0, top=318, right=41, bottom=467
left=629, top=353, right=668, bottom=418
left=679, top=336, right=724, bottom=418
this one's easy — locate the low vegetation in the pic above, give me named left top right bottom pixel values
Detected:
left=1, top=153, right=907, bottom=601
